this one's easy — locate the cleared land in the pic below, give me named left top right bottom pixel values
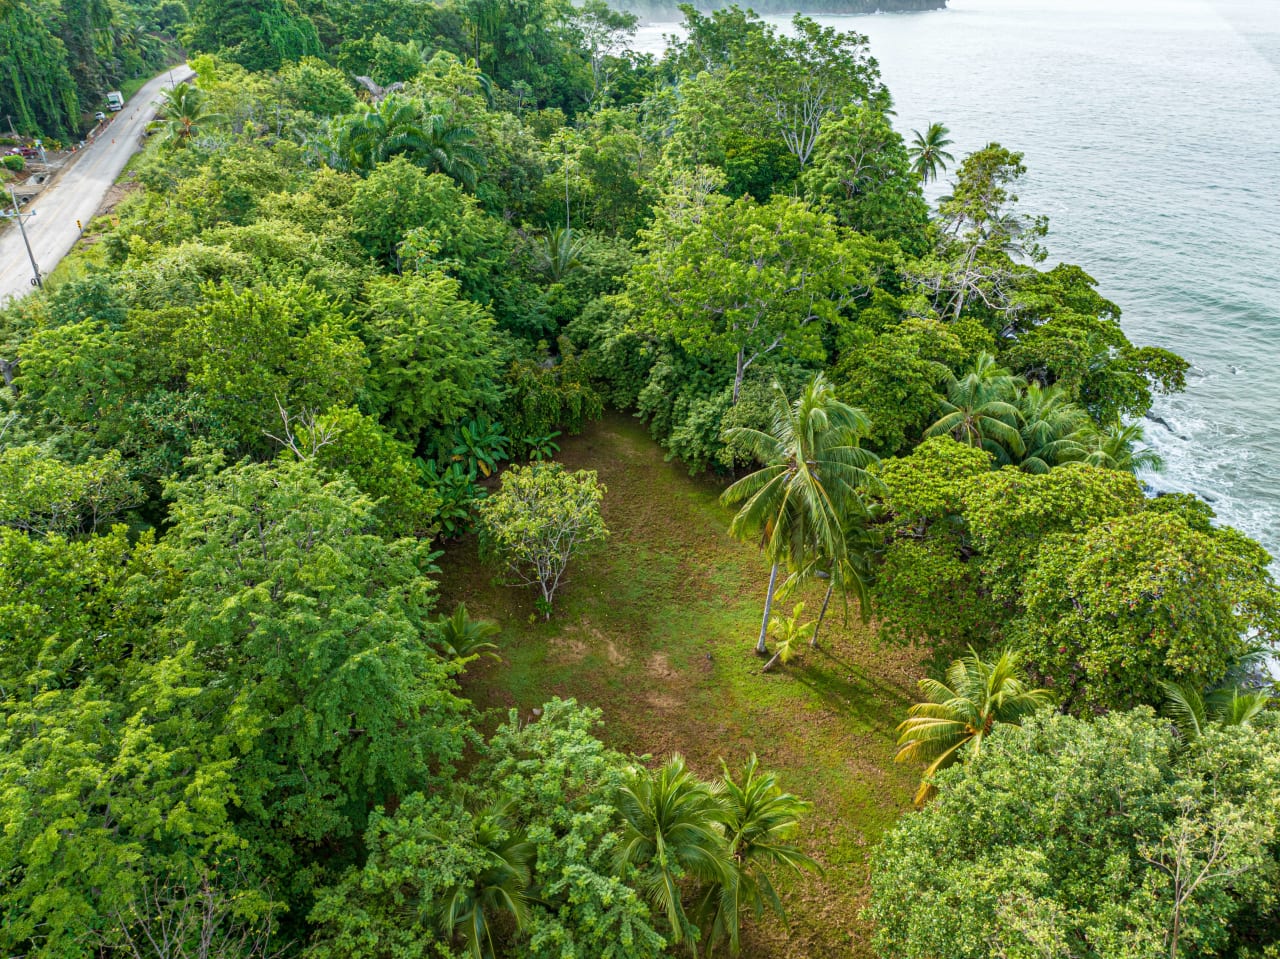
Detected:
left=438, top=411, right=923, bottom=958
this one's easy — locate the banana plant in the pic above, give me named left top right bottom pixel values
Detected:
left=417, top=459, right=484, bottom=538
left=449, top=416, right=510, bottom=478
left=524, top=431, right=561, bottom=461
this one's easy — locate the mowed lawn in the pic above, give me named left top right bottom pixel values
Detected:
left=437, top=412, right=924, bottom=958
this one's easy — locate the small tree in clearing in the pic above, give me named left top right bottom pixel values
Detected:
left=478, top=462, right=607, bottom=617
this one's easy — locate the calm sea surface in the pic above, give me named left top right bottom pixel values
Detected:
left=632, top=0, right=1280, bottom=568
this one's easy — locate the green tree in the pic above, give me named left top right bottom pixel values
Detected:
left=432, top=602, right=501, bottom=664
left=630, top=194, right=875, bottom=405
left=761, top=601, right=816, bottom=673
left=1161, top=680, right=1273, bottom=744
left=501, top=354, right=604, bottom=457
left=802, top=105, right=931, bottom=251
left=180, top=280, right=366, bottom=454
left=433, top=800, right=537, bottom=959
left=733, top=14, right=884, bottom=169
left=832, top=318, right=971, bottom=457
left=471, top=699, right=668, bottom=959
left=1078, top=419, right=1164, bottom=473
left=157, top=454, right=470, bottom=851
left=870, top=709, right=1280, bottom=959
left=722, top=374, right=879, bottom=655
left=962, top=463, right=1145, bottom=609
left=334, top=94, right=432, bottom=175
left=0, top=526, right=248, bottom=959
left=870, top=437, right=996, bottom=649
left=916, top=144, right=1047, bottom=324
left=308, top=699, right=668, bottom=959
left=1014, top=381, right=1088, bottom=473
left=778, top=507, right=877, bottom=654
left=477, top=462, right=607, bottom=616
left=351, top=158, right=510, bottom=282
left=907, top=121, right=955, bottom=185
left=538, top=225, right=586, bottom=282
left=0, top=0, right=79, bottom=137
left=361, top=271, right=503, bottom=444
left=464, top=0, right=588, bottom=108
left=895, top=648, right=1051, bottom=804
left=335, top=94, right=486, bottom=186
left=573, top=0, right=637, bottom=103
left=291, top=405, right=440, bottom=539
left=0, top=445, right=140, bottom=536
left=187, top=0, right=321, bottom=71
left=279, top=56, right=357, bottom=115
left=1014, top=510, right=1280, bottom=712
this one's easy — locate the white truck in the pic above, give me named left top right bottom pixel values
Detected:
left=106, top=91, right=124, bottom=112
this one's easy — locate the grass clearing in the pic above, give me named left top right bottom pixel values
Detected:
left=438, top=412, right=923, bottom=958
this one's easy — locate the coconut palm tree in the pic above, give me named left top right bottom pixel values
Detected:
left=152, top=82, right=225, bottom=146
left=1016, top=381, right=1088, bottom=473
left=538, top=225, right=587, bottom=282
left=432, top=602, right=501, bottom=664
left=722, top=374, right=880, bottom=656
left=908, top=121, right=955, bottom=186
left=334, top=95, right=483, bottom=187
left=1079, top=419, right=1164, bottom=473
left=696, top=755, right=819, bottom=956
left=418, top=111, right=484, bottom=190
left=334, top=94, right=429, bottom=173
left=925, top=353, right=1026, bottom=464
left=895, top=647, right=1051, bottom=805
left=1160, top=680, right=1272, bottom=744
left=778, top=505, right=878, bottom=651
left=614, top=755, right=731, bottom=946
left=432, top=799, right=536, bottom=959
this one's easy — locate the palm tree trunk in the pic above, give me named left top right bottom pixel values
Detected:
left=811, top=580, right=835, bottom=648
left=756, top=562, right=779, bottom=656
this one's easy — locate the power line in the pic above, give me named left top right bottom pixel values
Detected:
left=3, top=187, right=42, bottom=288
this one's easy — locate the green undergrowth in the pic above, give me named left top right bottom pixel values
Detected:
left=438, top=411, right=923, bottom=958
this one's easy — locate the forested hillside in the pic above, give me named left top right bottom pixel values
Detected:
left=0, top=3, right=1277, bottom=957
left=0, top=0, right=183, bottom=138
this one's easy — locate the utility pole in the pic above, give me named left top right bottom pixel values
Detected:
left=4, top=188, right=42, bottom=288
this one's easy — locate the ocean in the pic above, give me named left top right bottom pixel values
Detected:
left=631, top=0, right=1280, bottom=572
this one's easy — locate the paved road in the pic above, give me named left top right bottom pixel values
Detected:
left=0, top=65, right=194, bottom=303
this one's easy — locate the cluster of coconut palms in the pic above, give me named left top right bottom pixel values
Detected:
left=719, top=372, right=1269, bottom=806
left=928, top=351, right=1162, bottom=473
left=720, top=362, right=1162, bottom=676
left=437, top=753, right=816, bottom=959
left=331, top=92, right=484, bottom=186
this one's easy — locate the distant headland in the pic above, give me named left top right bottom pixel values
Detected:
left=617, top=0, right=946, bottom=17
